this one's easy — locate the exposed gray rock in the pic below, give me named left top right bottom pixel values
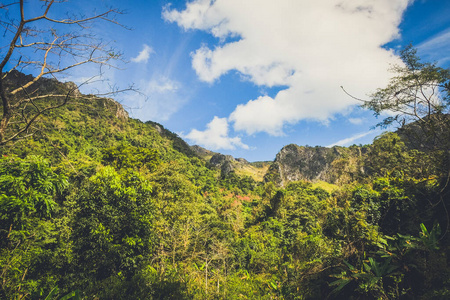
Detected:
left=103, top=98, right=128, bottom=120
left=265, top=144, right=363, bottom=186
left=209, top=153, right=236, bottom=176
left=154, top=124, right=163, bottom=134
left=236, top=158, right=249, bottom=164
left=191, top=145, right=215, bottom=158
left=210, top=153, right=235, bottom=167
left=63, top=81, right=81, bottom=96
left=221, top=161, right=234, bottom=176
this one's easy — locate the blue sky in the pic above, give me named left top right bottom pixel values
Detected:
left=4, top=0, right=450, bottom=161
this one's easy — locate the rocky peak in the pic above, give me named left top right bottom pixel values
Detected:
left=265, top=144, right=363, bottom=186
left=209, top=153, right=235, bottom=166
left=191, top=145, right=215, bottom=158
left=209, top=153, right=235, bottom=176
left=102, top=98, right=128, bottom=120
left=235, top=158, right=249, bottom=164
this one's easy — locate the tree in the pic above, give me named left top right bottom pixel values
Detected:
left=368, top=45, right=449, bottom=120
left=342, top=45, right=449, bottom=150
left=343, top=47, right=450, bottom=234
left=0, top=155, right=68, bottom=299
left=70, top=167, right=155, bottom=297
left=350, top=45, right=450, bottom=150
left=0, top=0, right=128, bottom=145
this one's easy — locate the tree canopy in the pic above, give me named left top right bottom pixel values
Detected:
left=0, top=7, right=449, bottom=298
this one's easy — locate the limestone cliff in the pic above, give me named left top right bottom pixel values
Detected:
left=265, top=144, right=365, bottom=186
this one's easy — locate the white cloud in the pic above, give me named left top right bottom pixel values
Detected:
left=147, top=77, right=179, bottom=93
left=418, top=28, right=450, bottom=51
left=164, top=0, right=413, bottom=141
left=349, top=118, right=364, bottom=125
left=418, top=28, right=450, bottom=66
left=183, top=116, right=249, bottom=150
left=131, top=44, right=154, bottom=63
left=327, top=130, right=380, bottom=147
left=124, top=76, right=186, bottom=122
left=59, top=64, right=119, bottom=95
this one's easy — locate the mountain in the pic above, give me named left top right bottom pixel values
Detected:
left=264, top=144, right=366, bottom=186
left=395, top=113, right=450, bottom=151
left=0, top=71, right=205, bottom=180
left=190, top=144, right=216, bottom=159
left=1, top=71, right=448, bottom=300
left=191, top=145, right=272, bottom=181
left=4, top=71, right=432, bottom=188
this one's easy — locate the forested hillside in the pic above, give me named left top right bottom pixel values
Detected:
left=0, top=70, right=449, bottom=300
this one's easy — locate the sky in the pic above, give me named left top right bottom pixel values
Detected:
left=3, top=0, right=450, bottom=161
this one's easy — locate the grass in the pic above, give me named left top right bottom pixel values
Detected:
left=235, top=161, right=271, bottom=182
left=311, top=181, right=339, bottom=193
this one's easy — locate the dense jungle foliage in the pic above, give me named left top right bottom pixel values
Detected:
left=1, top=55, right=450, bottom=299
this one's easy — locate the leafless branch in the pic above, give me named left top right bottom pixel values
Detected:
left=0, top=0, right=131, bottom=144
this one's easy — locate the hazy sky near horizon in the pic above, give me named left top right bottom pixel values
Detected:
left=5, top=0, right=450, bottom=161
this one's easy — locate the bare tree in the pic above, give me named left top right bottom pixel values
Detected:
left=0, top=0, right=129, bottom=145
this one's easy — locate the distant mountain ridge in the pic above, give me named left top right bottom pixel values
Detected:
left=190, top=142, right=365, bottom=186
left=3, top=71, right=428, bottom=187
left=190, top=145, right=271, bottom=182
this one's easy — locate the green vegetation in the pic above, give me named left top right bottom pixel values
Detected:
left=1, top=48, right=449, bottom=299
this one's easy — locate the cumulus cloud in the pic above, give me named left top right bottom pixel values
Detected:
left=183, top=116, right=249, bottom=150
left=163, top=0, right=413, bottom=143
left=131, top=44, right=154, bottom=63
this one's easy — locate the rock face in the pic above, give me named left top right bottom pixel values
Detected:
left=265, top=144, right=364, bottom=186
left=209, top=154, right=236, bottom=176
left=191, top=145, right=215, bottom=158
left=236, top=158, right=249, bottom=164
left=103, top=98, right=128, bottom=120
left=191, top=147, right=271, bottom=181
